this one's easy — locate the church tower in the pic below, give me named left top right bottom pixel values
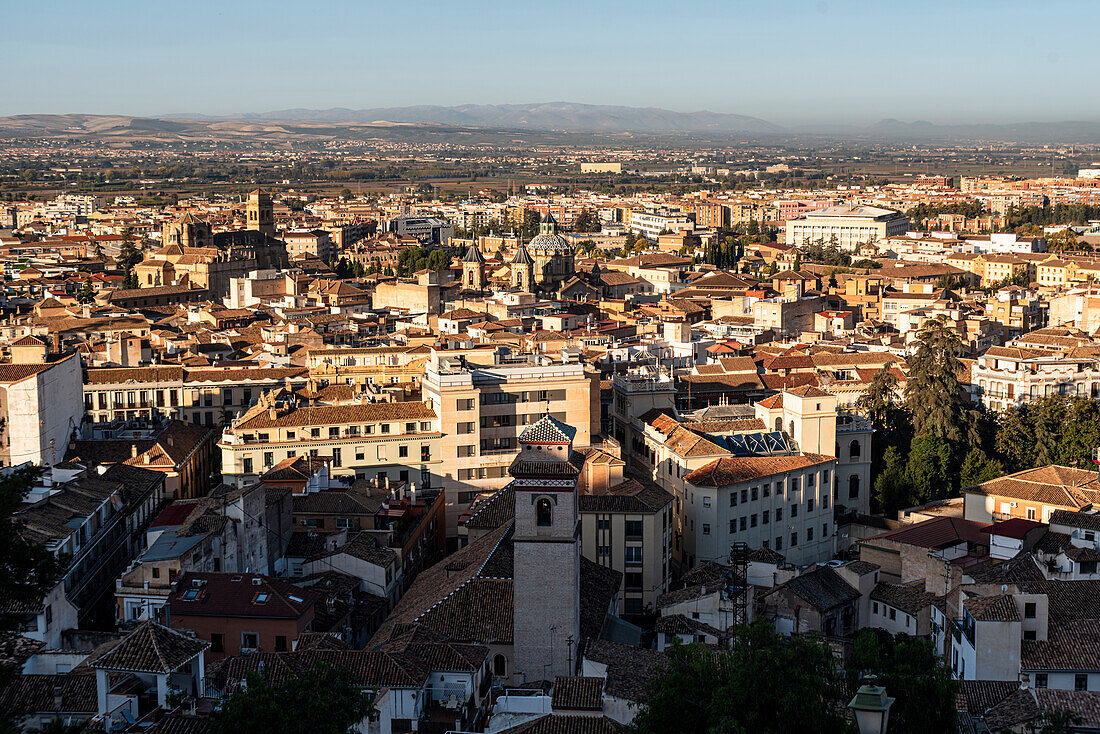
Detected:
left=461, top=243, right=486, bottom=292
left=246, top=189, right=275, bottom=238
left=510, top=414, right=582, bottom=682
left=509, top=244, right=535, bottom=292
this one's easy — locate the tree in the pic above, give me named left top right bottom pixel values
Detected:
left=214, top=663, right=376, bottom=734
left=905, top=434, right=953, bottom=506
left=905, top=317, right=966, bottom=442
left=631, top=622, right=848, bottom=734
left=121, top=269, right=139, bottom=290
left=573, top=208, right=598, bottom=233
left=875, top=446, right=911, bottom=515
left=848, top=629, right=958, bottom=734
left=76, top=278, right=96, bottom=304
left=116, top=233, right=142, bottom=272
left=959, top=449, right=1005, bottom=488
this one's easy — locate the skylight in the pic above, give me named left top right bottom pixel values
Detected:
left=253, top=593, right=269, bottom=604
left=182, top=589, right=199, bottom=601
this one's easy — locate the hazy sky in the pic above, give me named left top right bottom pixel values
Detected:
left=3, top=0, right=1096, bottom=125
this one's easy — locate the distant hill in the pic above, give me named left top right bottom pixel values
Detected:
left=169, top=102, right=786, bottom=135
left=4, top=107, right=1100, bottom=144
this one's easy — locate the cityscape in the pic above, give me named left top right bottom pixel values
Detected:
left=3, top=2, right=1100, bottom=733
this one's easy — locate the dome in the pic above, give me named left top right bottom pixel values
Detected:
left=528, top=232, right=573, bottom=255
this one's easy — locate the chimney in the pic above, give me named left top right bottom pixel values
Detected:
left=131, top=444, right=138, bottom=459
left=53, top=685, right=63, bottom=711
left=268, top=406, right=277, bottom=420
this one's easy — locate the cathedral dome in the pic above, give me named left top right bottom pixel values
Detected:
left=528, top=232, right=573, bottom=254
left=527, top=212, right=573, bottom=255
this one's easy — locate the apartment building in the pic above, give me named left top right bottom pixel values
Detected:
left=423, top=348, right=600, bottom=537
left=971, top=344, right=1100, bottom=412
left=785, top=205, right=909, bottom=252
left=11, top=465, right=166, bottom=647
left=643, top=386, right=867, bottom=569
left=628, top=209, right=695, bottom=242
left=219, top=389, right=442, bottom=487
left=0, top=342, right=83, bottom=468
left=579, top=478, right=675, bottom=616
left=83, top=364, right=310, bottom=426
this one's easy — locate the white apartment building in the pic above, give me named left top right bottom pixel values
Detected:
left=786, top=205, right=909, bottom=252
left=971, top=345, right=1100, bottom=412
left=629, top=209, right=695, bottom=242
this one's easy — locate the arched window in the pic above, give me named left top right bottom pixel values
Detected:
left=848, top=474, right=860, bottom=499
left=849, top=440, right=861, bottom=460
left=493, top=654, right=507, bottom=677
left=788, top=421, right=795, bottom=437
left=536, top=497, right=553, bottom=527
left=774, top=417, right=782, bottom=432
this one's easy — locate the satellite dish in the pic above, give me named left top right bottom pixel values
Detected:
left=1001, top=584, right=1008, bottom=593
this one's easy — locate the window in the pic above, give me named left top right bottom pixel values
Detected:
left=751, top=487, right=758, bottom=501
left=873, top=602, right=879, bottom=615
left=740, top=517, right=747, bottom=531
left=791, top=477, right=800, bottom=492
left=848, top=475, right=860, bottom=499
left=1076, top=674, right=1088, bottom=691
left=253, top=593, right=269, bottom=604
left=775, top=508, right=782, bottom=522
left=597, top=545, right=611, bottom=556
left=1024, top=630, right=1036, bottom=641
left=263, top=451, right=273, bottom=467
left=625, top=573, right=643, bottom=591
left=889, top=608, right=896, bottom=621
left=329, top=426, right=339, bottom=438
left=823, top=493, right=829, bottom=510
left=494, top=654, right=507, bottom=678
left=210, top=633, right=224, bottom=652
left=381, top=424, right=390, bottom=433
left=740, top=490, right=748, bottom=503
left=625, top=547, right=643, bottom=565
left=762, top=510, right=770, bottom=524
left=421, top=445, right=431, bottom=462
left=702, top=496, right=711, bottom=507
left=750, top=514, right=757, bottom=528
left=275, top=635, right=288, bottom=652
left=775, top=536, right=782, bottom=551
left=763, top=483, right=771, bottom=497
left=399, top=446, right=408, bottom=458
left=1035, top=674, right=1048, bottom=689
left=807, top=498, right=814, bottom=512
left=625, top=520, right=643, bottom=538
left=242, top=458, right=253, bottom=474
left=536, top=498, right=553, bottom=526
left=790, top=504, right=798, bottom=518
left=1024, top=602, right=1036, bottom=619
left=807, top=526, right=814, bottom=541
left=849, top=440, right=861, bottom=459
left=729, top=519, right=736, bottom=534
left=241, top=633, right=258, bottom=650
left=1026, top=507, right=1036, bottom=521
left=790, top=531, right=797, bottom=547
left=702, top=523, right=711, bottom=535
left=730, top=492, right=737, bottom=507
left=597, top=518, right=610, bottom=531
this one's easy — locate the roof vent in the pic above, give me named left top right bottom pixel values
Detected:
left=251, top=577, right=263, bottom=586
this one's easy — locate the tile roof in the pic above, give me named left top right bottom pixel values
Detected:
left=767, top=566, right=860, bottom=612
left=964, top=594, right=1020, bottom=623
left=581, top=639, right=666, bottom=701
left=519, top=414, right=578, bottom=444
left=235, top=401, right=435, bottom=430
left=551, top=676, right=605, bottom=711
left=966, top=465, right=1100, bottom=509
left=685, top=453, right=834, bottom=487
left=168, top=573, right=318, bottom=619
left=0, top=673, right=98, bottom=715
left=1021, top=620, right=1100, bottom=671
left=870, top=581, right=935, bottom=616
left=862, top=516, right=988, bottom=550
left=86, top=621, right=208, bottom=673
left=579, top=479, right=673, bottom=514
left=501, top=714, right=624, bottom=734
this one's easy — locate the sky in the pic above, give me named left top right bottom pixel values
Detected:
left=3, top=0, right=1097, bottom=126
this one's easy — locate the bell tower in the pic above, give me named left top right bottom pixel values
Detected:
left=247, top=189, right=275, bottom=238
left=509, top=245, right=535, bottom=292
left=461, top=243, right=486, bottom=292
left=510, top=414, right=581, bottom=682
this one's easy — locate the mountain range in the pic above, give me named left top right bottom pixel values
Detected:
left=3, top=103, right=1100, bottom=143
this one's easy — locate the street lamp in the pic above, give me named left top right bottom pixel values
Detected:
left=848, top=681, right=895, bottom=734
